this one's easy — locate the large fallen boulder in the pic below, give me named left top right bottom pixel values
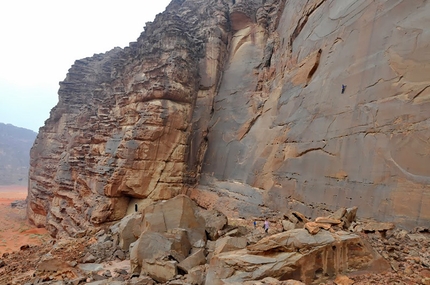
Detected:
left=140, top=194, right=207, bottom=247
left=196, top=208, right=228, bottom=240
left=214, top=236, right=248, bottom=255
left=130, top=231, right=190, bottom=276
left=129, top=195, right=212, bottom=282
left=247, top=229, right=335, bottom=253
left=118, top=212, right=142, bottom=250
left=142, top=259, right=178, bottom=283
left=206, top=229, right=389, bottom=284
left=178, top=248, right=206, bottom=273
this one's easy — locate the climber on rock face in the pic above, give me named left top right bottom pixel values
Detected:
left=341, top=84, right=346, bottom=94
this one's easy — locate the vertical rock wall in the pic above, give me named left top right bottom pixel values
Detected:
left=29, top=0, right=430, bottom=236
left=193, top=0, right=430, bottom=230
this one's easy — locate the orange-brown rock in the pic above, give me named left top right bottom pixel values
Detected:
left=28, top=0, right=232, bottom=237
left=28, top=0, right=430, bottom=237
left=316, top=217, right=342, bottom=225
left=334, top=275, right=354, bottom=285
left=362, top=222, right=395, bottom=232
left=305, top=222, right=322, bottom=235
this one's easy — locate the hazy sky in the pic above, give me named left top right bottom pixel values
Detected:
left=0, top=0, right=171, bottom=132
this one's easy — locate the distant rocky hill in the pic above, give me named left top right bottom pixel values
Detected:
left=0, top=123, right=37, bottom=185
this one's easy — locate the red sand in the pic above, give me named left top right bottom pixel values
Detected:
left=0, top=185, right=51, bottom=255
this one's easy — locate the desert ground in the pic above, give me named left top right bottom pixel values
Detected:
left=0, top=185, right=50, bottom=256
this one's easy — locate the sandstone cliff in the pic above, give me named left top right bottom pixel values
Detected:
left=29, top=0, right=430, bottom=237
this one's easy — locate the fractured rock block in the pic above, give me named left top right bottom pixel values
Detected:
left=37, top=253, right=73, bottom=273
left=178, top=248, right=206, bottom=273
left=141, top=195, right=206, bottom=246
left=142, top=260, right=177, bottom=283
left=118, top=212, right=142, bottom=250
left=315, top=217, right=341, bottom=225
left=209, top=230, right=388, bottom=284
left=214, top=236, right=248, bottom=255
left=282, top=220, right=296, bottom=231
left=186, top=265, right=207, bottom=285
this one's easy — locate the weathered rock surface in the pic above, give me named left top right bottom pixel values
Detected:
left=28, top=0, right=430, bottom=240
left=140, top=194, right=207, bottom=247
left=27, top=0, right=232, bottom=237
left=191, top=0, right=430, bottom=231
left=118, top=212, right=142, bottom=250
left=214, top=236, right=248, bottom=255
left=206, top=229, right=389, bottom=284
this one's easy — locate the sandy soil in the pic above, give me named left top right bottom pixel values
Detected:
left=0, top=185, right=51, bottom=256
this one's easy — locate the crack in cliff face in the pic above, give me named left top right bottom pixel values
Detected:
left=237, top=113, right=262, bottom=141
left=411, top=85, right=430, bottom=101
left=295, top=147, right=335, bottom=158
left=288, top=0, right=326, bottom=54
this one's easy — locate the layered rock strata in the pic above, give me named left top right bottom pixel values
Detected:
left=28, top=0, right=232, bottom=236
left=29, top=0, right=430, bottom=236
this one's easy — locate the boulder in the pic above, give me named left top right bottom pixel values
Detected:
left=285, top=212, right=308, bottom=228
left=118, top=212, right=142, bottom=250
left=127, top=276, right=155, bottom=285
left=282, top=220, right=295, bottom=231
left=186, top=265, right=207, bottom=285
left=77, top=263, right=104, bottom=273
left=142, top=259, right=177, bottom=283
left=329, top=208, right=347, bottom=220
left=130, top=231, right=189, bottom=274
left=207, top=230, right=388, bottom=284
left=304, top=222, right=321, bottom=235
left=363, top=222, right=395, bottom=232
left=37, top=253, right=72, bottom=272
left=196, top=209, right=228, bottom=240
left=141, top=195, right=206, bottom=247
left=342, top=207, right=358, bottom=229
left=178, top=248, right=206, bottom=273
left=334, top=275, right=354, bottom=285
left=214, top=236, right=248, bottom=255
left=291, top=212, right=308, bottom=224
left=165, top=228, right=192, bottom=262
left=315, top=217, right=341, bottom=225
left=247, top=229, right=335, bottom=253
left=305, top=221, right=333, bottom=234
left=82, top=253, right=97, bottom=263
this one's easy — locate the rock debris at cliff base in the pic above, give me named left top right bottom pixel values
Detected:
left=1, top=198, right=430, bottom=284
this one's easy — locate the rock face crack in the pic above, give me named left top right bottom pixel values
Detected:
left=412, top=85, right=430, bottom=101
left=288, top=0, right=326, bottom=53
left=296, top=147, right=335, bottom=158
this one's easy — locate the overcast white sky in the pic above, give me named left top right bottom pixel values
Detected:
left=0, top=0, right=171, bottom=132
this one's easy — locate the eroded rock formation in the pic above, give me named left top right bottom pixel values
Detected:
left=29, top=0, right=430, bottom=237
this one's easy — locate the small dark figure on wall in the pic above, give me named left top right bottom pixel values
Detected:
left=341, top=84, right=347, bottom=94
